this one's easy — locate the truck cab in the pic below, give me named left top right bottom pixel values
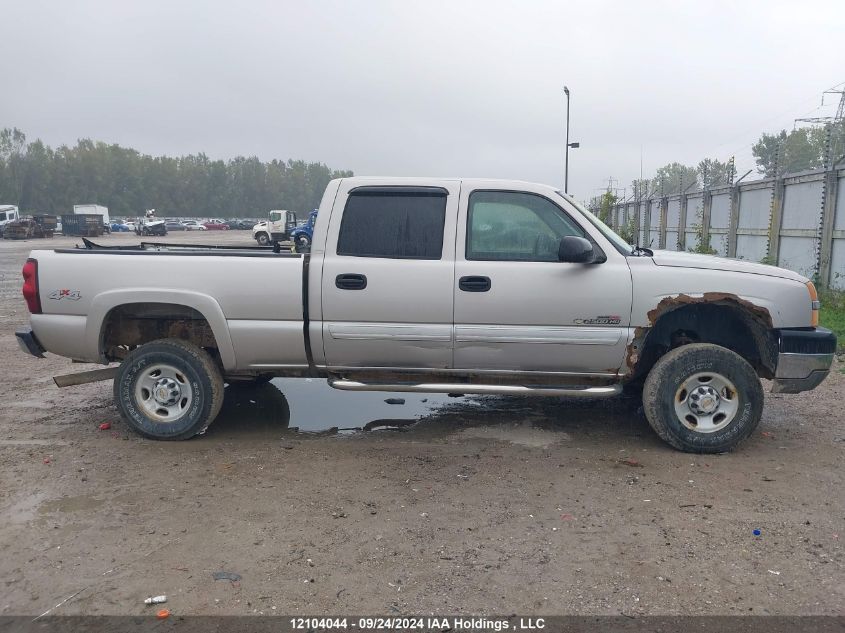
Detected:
left=254, top=209, right=298, bottom=245
left=290, top=209, right=318, bottom=250
left=0, top=205, right=20, bottom=236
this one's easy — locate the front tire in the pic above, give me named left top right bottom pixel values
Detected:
left=114, top=339, right=224, bottom=440
left=256, top=232, right=270, bottom=246
left=642, top=343, right=763, bottom=453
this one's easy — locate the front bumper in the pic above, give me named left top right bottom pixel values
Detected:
left=16, top=326, right=45, bottom=358
left=771, top=327, right=836, bottom=394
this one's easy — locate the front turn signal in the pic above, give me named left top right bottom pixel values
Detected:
left=806, top=281, right=819, bottom=327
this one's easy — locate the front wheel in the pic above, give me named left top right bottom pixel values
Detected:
left=114, top=339, right=224, bottom=440
left=256, top=232, right=270, bottom=246
left=642, top=343, right=763, bottom=453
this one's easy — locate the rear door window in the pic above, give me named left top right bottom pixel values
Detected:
left=337, top=188, right=447, bottom=259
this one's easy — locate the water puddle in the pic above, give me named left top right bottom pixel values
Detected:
left=204, top=377, right=640, bottom=442
left=206, top=378, right=480, bottom=438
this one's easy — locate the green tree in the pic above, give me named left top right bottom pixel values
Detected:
left=752, top=126, right=836, bottom=176
left=697, top=158, right=731, bottom=187
left=651, top=162, right=699, bottom=194
left=0, top=128, right=353, bottom=217
left=597, top=191, right=617, bottom=224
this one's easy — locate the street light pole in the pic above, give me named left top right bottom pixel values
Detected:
left=564, top=86, right=570, bottom=193
left=563, top=87, right=579, bottom=194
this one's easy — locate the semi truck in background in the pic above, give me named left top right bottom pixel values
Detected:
left=253, top=209, right=298, bottom=245
left=0, top=205, right=20, bottom=236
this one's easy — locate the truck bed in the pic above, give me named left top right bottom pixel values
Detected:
left=29, top=240, right=308, bottom=371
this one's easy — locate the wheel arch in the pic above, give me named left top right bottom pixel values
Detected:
left=627, top=295, right=778, bottom=382
left=89, top=290, right=236, bottom=370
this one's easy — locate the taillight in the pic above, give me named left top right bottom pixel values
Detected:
left=22, top=258, right=41, bottom=314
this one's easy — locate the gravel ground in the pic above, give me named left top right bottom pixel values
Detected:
left=0, top=231, right=843, bottom=617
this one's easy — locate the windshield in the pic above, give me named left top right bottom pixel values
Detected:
left=557, top=192, right=634, bottom=255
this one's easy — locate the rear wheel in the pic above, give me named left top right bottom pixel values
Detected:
left=642, top=343, right=763, bottom=453
left=114, top=339, right=224, bottom=440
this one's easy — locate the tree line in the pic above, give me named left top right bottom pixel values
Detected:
left=0, top=128, right=353, bottom=218
left=619, top=121, right=845, bottom=202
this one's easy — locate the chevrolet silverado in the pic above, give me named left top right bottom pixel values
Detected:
left=16, top=177, right=836, bottom=452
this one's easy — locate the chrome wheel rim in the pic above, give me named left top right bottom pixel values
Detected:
left=674, top=372, right=738, bottom=433
left=135, top=364, right=193, bottom=422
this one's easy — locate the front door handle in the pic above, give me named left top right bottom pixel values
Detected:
left=459, top=275, right=491, bottom=292
left=335, top=273, right=368, bottom=290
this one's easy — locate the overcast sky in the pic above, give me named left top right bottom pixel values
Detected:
left=2, top=0, right=843, bottom=200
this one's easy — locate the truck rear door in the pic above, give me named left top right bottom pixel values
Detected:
left=319, top=181, right=459, bottom=370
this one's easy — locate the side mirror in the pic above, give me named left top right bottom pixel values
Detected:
left=558, top=236, right=596, bottom=263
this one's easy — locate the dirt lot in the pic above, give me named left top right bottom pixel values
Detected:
left=0, top=231, right=843, bottom=617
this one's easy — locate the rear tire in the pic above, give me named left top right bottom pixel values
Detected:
left=114, top=339, right=224, bottom=440
left=642, top=343, right=763, bottom=453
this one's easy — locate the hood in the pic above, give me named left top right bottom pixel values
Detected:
left=650, top=250, right=807, bottom=282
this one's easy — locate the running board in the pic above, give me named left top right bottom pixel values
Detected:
left=328, top=379, right=621, bottom=398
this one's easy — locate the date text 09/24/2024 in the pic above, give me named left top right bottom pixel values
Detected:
left=289, top=617, right=546, bottom=631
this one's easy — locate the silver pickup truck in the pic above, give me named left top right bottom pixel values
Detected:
left=17, top=177, right=836, bottom=452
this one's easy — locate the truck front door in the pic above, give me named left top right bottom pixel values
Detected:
left=452, top=185, right=633, bottom=375
left=320, top=182, right=458, bottom=370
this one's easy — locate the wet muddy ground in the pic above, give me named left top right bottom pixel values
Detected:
left=0, top=232, right=843, bottom=616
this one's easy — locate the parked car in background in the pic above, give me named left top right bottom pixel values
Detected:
left=110, top=221, right=132, bottom=232
left=180, top=220, right=207, bottom=231
left=226, top=219, right=253, bottom=230
left=165, top=221, right=187, bottom=231
left=203, top=219, right=230, bottom=230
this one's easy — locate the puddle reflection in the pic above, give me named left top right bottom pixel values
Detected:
left=207, top=377, right=643, bottom=440
left=208, top=378, right=478, bottom=437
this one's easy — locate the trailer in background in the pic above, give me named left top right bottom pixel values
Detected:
left=61, top=214, right=105, bottom=237
left=73, top=204, right=109, bottom=224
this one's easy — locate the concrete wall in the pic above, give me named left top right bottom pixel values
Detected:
left=606, top=166, right=845, bottom=287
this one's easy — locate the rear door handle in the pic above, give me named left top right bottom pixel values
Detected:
left=459, top=276, right=491, bottom=292
left=335, top=273, right=367, bottom=290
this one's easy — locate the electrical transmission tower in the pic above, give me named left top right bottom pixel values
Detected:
left=794, top=84, right=845, bottom=126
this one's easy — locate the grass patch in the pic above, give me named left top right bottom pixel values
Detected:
left=819, top=289, right=845, bottom=354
